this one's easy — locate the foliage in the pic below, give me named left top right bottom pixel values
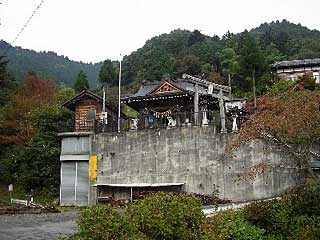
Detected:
left=57, top=87, right=76, bottom=103
left=0, top=72, right=56, bottom=144
left=202, top=210, right=266, bottom=240
left=175, top=54, right=201, bottom=77
left=201, top=211, right=232, bottom=240
left=127, top=192, right=204, bottom=240
left=0, top=40, right=101, bottom=87
left=282, top=181, right=320, bottom=216
left=219, top=47, right=240, bottom=77
left=243, top=181, right=320, bottom=239
left=266, top=79, right=294, bottom=96
left=238, top=31, right=266, bottom=93
left=243, top=199, right=291, bottom=236
left=298, top=73, right=316, bottom=91
left=74, top=70, right=89, bottom=92
left=0, top=55, right=16, bottom=106
left=230, top=82, right=320, bottom=178
left=288, top=215, right=320, bottom=240
left=71, top=184, right=320, bottom=240
left=75, top=204, right=144, bottom=240
left=0, top=72, right=73, bottom=195
left=71, top=193, right=204, bottom=240
left=99, top=60, right=117, bottom=86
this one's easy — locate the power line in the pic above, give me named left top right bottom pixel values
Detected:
left=10, top=0, right=45, bottom=45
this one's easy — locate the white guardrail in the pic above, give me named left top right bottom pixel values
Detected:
left=11, top=198, right=28, bottom=206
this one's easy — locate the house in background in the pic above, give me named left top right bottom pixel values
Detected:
left=271, top=58, right=320, bottom=83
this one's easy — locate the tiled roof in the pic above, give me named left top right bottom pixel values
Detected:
left=272, top=58, right=320, bottom=69
left=131, top=79, right=207, bottom=98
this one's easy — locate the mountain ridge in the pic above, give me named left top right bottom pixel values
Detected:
left=1, top=19, right=320, bottom=89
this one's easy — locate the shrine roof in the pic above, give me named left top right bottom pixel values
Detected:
left=130, top=79, right=208, bottom=99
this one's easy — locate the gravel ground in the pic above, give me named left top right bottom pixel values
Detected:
left=0, top=211, right=78, bottom=240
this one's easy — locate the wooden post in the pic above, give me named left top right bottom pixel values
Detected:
left=219, top=89, right=227, bottom=133
left=194, top=83, right=199, bottom=126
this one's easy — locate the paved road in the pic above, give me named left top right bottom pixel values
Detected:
left=0, top=211, right=78, bottom=240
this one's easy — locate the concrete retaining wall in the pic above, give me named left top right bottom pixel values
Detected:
left=94, top=127, right=302, bottom=202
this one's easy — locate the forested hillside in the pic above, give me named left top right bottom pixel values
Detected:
left=1, top=19, right=320, bottom=95
left=121, top=19, right=320, bottom=96
left=0, top=40, right=102, bottom=87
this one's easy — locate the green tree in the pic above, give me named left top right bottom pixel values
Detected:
left=188, top=30, right=205, bottom=46
left=238, top=31, right=266, bottom=101
left=73, top=70, right=89, bottom=92
left=220, top=48, right=240, bottom=92
left=175, top=54, right=202, bottom=77
left=220, top=48, right=240, bottom=76
left=0, top=73, right=73, bottom=196
left=99, top=59, right=117, bottom=86
left=0, top=56, right=15, bottom=106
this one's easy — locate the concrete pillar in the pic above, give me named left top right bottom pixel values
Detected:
left=201, top=108, right=208, bottom=126
left=219, top=89, right=227, bottom=133
left=194, top=83, right=199, bottom=126
left=232, top=114, right=238, bottom=132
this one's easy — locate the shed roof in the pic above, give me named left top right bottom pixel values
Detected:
left=62, top=88, right=126, bottom=118
left=62, top=88, right=104, bottom=111
left=93, top=183, right=185, bottom=187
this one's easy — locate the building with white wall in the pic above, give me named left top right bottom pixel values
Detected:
left=272, top=58, right=320, bottom=83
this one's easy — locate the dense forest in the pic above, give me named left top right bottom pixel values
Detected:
left=0, top=40, right=102, bottom=87
left=1, top=19, right=320, bottom=200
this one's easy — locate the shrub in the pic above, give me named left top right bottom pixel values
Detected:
left=243, top=199, right=291, bottom=236
left=228, top=217, right=266, bottom=240
left=201, top=210, right=235, bottom=240
left=288, top=215, right=320, bottom=240
left=127, top=192, right=204, bottom=240
left=202, top=210, right=265, bottom=240
left=244, top=182, right=320, bottom=239
left=282, top=181, right=320, bottom=216
left=76, top=204, right=144, bottom=240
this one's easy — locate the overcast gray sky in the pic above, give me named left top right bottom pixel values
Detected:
left=1, top=0, right=319, bottom=63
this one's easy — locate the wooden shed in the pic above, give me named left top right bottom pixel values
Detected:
left=62, top=88, right=120, bottom=132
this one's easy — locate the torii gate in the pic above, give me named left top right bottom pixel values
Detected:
left=182, top=74, right=231, bottom=133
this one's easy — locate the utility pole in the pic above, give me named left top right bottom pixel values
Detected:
left=118, top=55, right=122, bottom=132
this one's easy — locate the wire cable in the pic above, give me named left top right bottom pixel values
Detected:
left=11, top=0, right=45, bottom=45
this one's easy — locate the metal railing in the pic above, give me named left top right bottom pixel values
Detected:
left=67, top=110, right=243, bottom=134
